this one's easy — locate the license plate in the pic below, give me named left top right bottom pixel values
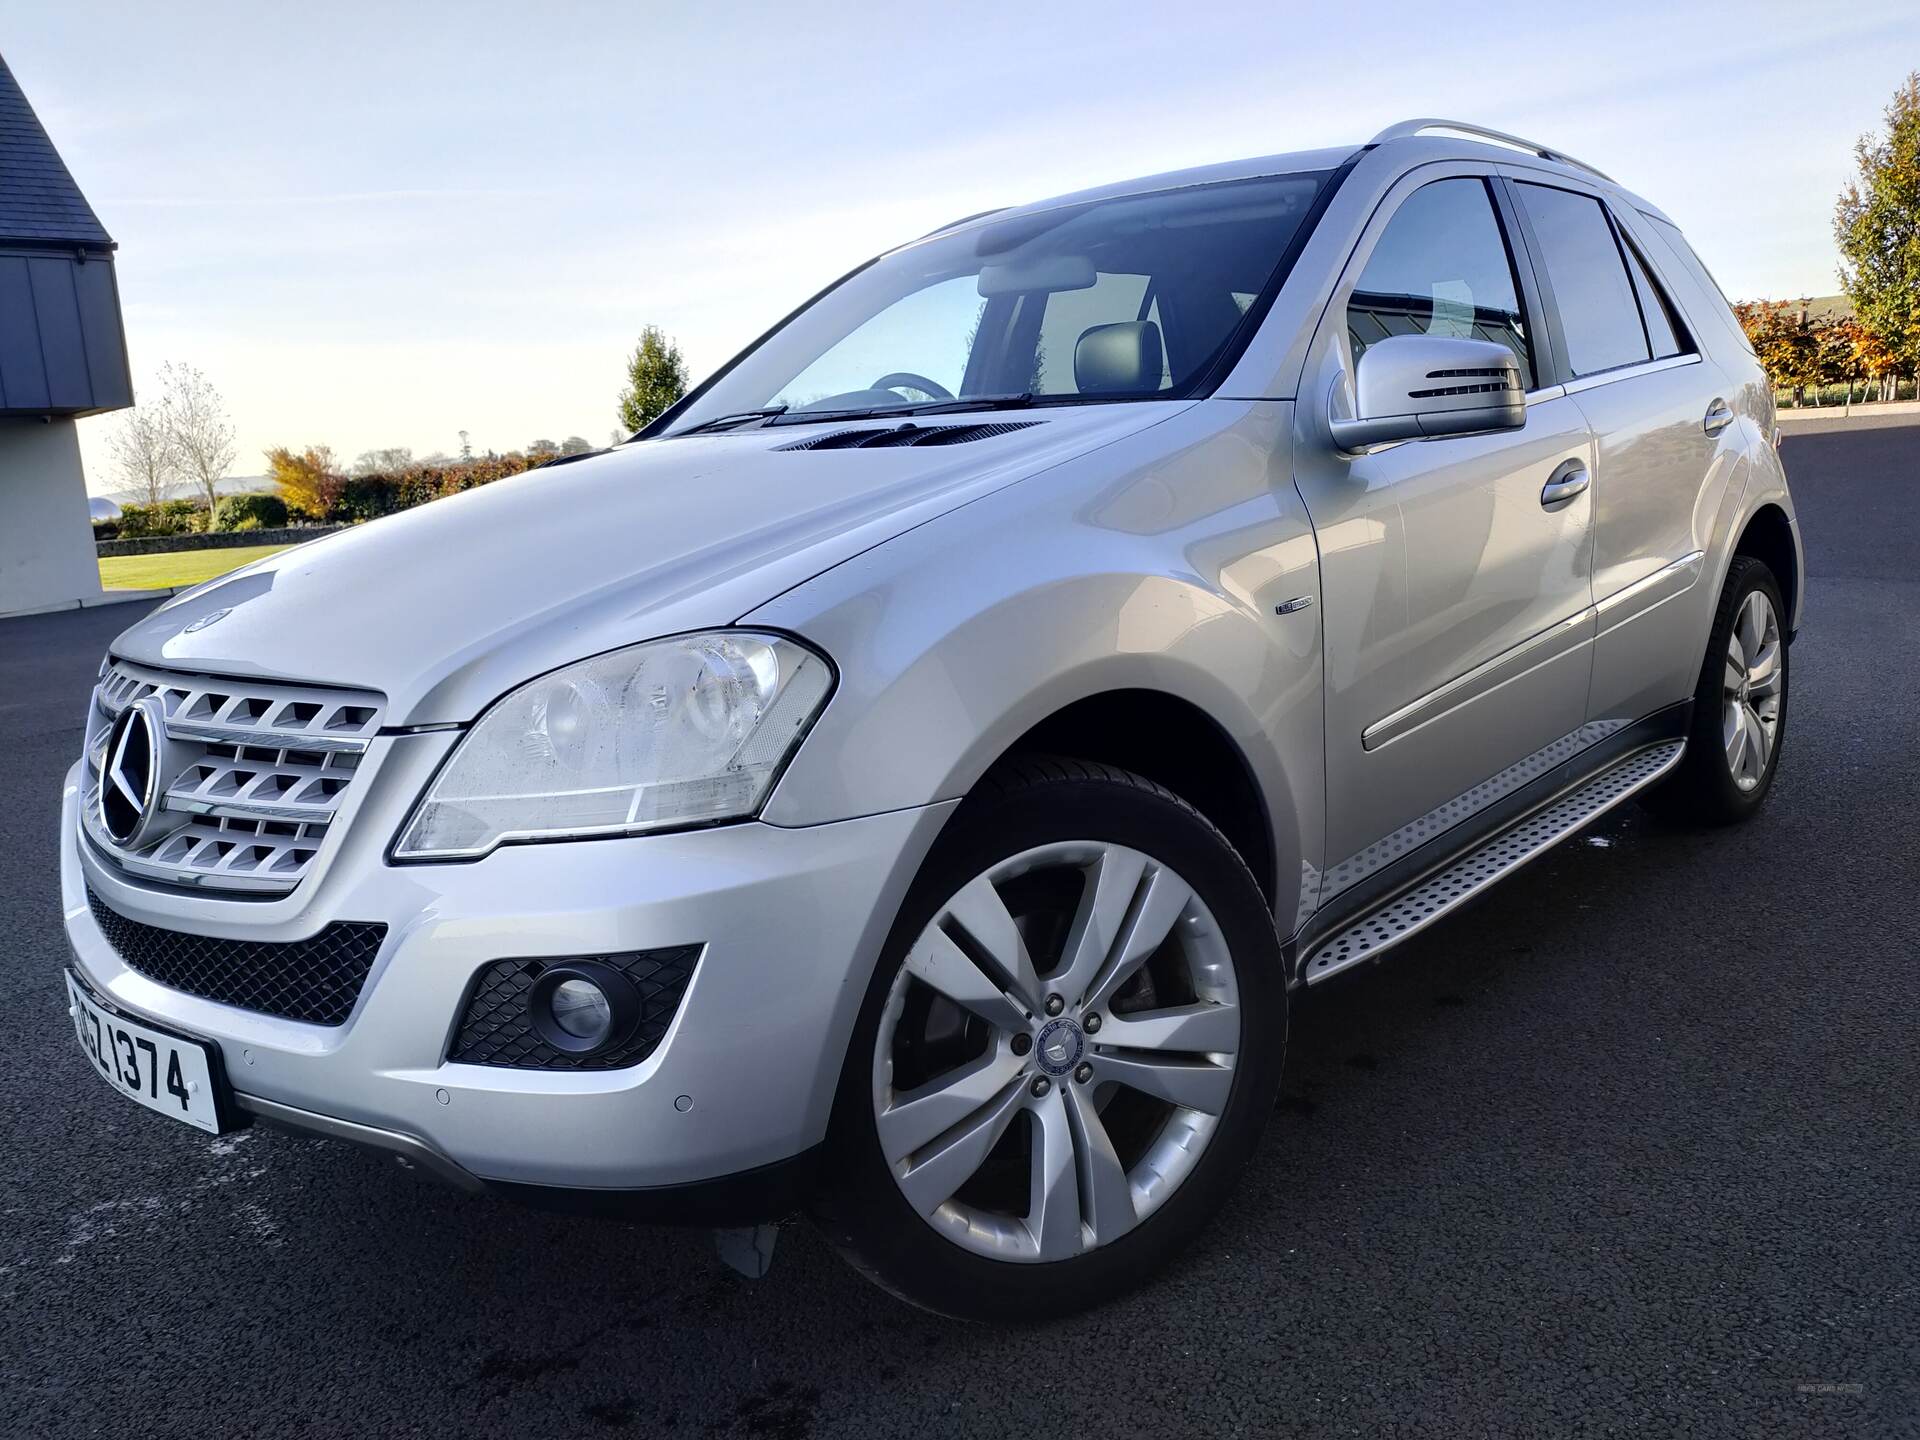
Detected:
left=65, top=972, right=228, bottom=1134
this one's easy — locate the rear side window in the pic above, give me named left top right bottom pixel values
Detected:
left=1618, top=232, right=1688, bottom=359
left=1347, top=177, right=1533, bottom=387
left=1515, top=182, right=1649, bottom=377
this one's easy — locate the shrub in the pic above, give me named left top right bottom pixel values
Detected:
left=254, top=447, right=556, bottom=525
left=213, top=492, right=288, bottom=531
left=117, top=498, right=206, bottom=538
left=92, top=518, right=121, bottom=541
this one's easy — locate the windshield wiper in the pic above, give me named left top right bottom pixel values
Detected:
left=676, top=406, right=787, bottom=436
left=891, top=392, right=1035, bottom=418
left=769, top=393, right=1035, bottom=426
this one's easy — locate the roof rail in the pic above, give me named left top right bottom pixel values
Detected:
left=1368, top=118, right=1614, bottom=183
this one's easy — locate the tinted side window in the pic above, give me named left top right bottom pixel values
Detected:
left=1619, top=231, right=1687, bottom=359
left=1347, top=177, right=1533, bottom=387
left=1516, top=182, right=1650, bottom=376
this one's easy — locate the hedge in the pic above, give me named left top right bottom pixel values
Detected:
left=214, top=492, right=288, bottom=531
left=305, top=452, right=556, bottom=524
left=114, top=498, right=207, bottom=539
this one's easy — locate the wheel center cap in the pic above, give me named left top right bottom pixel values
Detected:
left=1034, top=1017, right=1084, bottom=1077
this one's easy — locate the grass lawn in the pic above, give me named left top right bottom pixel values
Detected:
left=98, top=544, right=293, bottom=591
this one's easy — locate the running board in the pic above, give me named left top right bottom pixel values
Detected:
left=1303, top=740, right=1686, bottom=985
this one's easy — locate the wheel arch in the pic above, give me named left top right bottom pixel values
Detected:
left=1732, top=502, right=1799, bottom=636
left=988, top=687, right=1279, bottom=910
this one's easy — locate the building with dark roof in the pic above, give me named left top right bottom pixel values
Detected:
left=1, top=49, right=133, bottom=614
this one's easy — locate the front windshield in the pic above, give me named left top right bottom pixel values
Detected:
left=662, top=171, right=1327, bottom=434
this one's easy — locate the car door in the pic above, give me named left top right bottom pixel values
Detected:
left=1292, top=169, right=1598, bottom=901
left=1501, top=172, right=1747, bottom=727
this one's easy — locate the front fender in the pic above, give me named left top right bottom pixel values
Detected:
left=746, top=399, right=1324, bottom=931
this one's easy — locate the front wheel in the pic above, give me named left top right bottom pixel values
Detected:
left=1644, top=555, right=1790, bottom=825
left=813, top=757, right=1287, bottom=1320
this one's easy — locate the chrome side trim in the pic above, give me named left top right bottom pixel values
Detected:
left=1306, top=739, right=1686, bottom=984
left=1362, top=609, right=1593, bottom=752
left=1562, top=352, right=1701, bottom=396
left=235, top=1093, right=486, bottom=1193
left=1594, top=549, right=1706, bottom=636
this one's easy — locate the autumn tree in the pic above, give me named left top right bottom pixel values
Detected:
left=106, top=399, right=180, bottom=506
left=1835, top=72, right=1920, bottom=394
left=267, top=444, right=345, bottom=520
left=159, top=362, right=235, bottom=523
left=615, top=325, right=689, bottom=432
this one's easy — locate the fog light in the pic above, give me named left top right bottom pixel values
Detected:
left=550, top=978, right=612, bottom=1042
left=528, top=961, right=640, bottom=1055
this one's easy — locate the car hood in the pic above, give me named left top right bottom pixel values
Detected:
left=113, top=405, right=1188, bottom=724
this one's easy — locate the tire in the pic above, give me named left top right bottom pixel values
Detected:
left=812, top=756, right=1287, bottom=1321
left=1642, top=556, right=1790, bottom=825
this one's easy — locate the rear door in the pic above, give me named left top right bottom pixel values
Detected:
left=1503, top=174, right=1745, bottom=726
left=1292, top=168, right=1597, bottom=900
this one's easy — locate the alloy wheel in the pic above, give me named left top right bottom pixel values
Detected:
left=871, top=840, right=1240, bottom=1263
left=1723, top=589, right=1783, bottom=792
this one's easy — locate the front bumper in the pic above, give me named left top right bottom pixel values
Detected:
left=61, top=761, right=953, bottom=1196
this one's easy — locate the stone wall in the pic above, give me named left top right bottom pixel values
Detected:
left=95, top=525, right=344, bottom=558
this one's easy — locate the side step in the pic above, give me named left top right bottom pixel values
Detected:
left=1304, top=740, right=1686, bottom=984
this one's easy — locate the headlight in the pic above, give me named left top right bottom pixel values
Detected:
left=393, top=632, right=832, bottom=860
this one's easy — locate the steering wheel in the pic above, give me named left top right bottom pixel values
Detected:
left=870, top=372, right=954, bottom=402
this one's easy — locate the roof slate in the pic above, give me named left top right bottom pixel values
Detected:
left=0, top=51, right=112, bottom=247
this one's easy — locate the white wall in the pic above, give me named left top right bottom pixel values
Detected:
left=0, top=416, right=104, bottom=616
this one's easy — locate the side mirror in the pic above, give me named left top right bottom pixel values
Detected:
left=1329, top=335, right=1525, bottom=452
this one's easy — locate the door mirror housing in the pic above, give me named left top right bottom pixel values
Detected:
left=1329, top=335, right=1526, bottom=452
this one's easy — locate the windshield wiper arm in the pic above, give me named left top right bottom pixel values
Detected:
left=891, top=392, right=1035, bottom=417
left=770, top=393, right=1036, bottom=426
left=676, top=406, right=788, bottom=436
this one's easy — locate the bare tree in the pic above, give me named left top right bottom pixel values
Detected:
left=160, top=362, right=236, bottom=521
left=106, top=401, right=180, bottom=506
left=352, top=446, right=413, bottom=476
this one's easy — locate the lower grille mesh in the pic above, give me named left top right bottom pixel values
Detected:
left=86, top=889, right=385, bottom=1026
left=449, top=949, right=699, bottom=1070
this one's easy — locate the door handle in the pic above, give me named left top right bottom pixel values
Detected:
left=1541, top=460, right=1589, bottom=508
left=1703, top=398, right=1735, bottom=435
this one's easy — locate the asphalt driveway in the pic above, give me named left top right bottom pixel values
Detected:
left=2, top=417, right=1914, bottom=1437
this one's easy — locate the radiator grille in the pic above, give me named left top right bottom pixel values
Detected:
left=448, top=949, right=700, bottom=1070
left=81, top=659, right=384, bottom=896
left=86, top=888, right=386, bottom=1026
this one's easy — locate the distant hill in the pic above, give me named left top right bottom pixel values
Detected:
left=1732, top=294, right=1852, bottom=320
left=89, top=473, right=271, bottom=503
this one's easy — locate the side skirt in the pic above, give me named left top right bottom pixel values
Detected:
left=1291, top=705, right=1690, bottom=987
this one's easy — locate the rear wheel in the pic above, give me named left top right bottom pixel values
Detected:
left=814, top=757, right=1286, bottom=1320
left=1644, top=556, right=1789, bottom=825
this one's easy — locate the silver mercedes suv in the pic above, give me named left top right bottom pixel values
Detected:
left=61, top=120, right=1800, bottom=1319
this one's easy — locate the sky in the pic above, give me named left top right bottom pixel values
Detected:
left=2, top=0, right=1915, bottom=494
